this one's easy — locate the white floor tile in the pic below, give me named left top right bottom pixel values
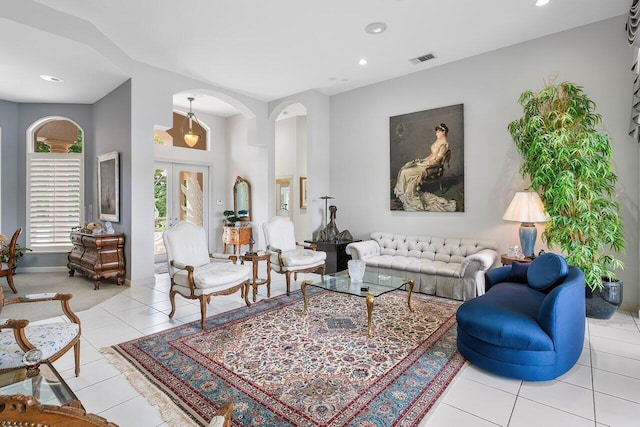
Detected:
left=458, top=364, right=522, bottom=395
left=589, top=323, right=640, bottom=345
left=592, top=368, right=640, bottom=404
left=519, top=380, right=594, bottom=420
left=591, top=349, right=640, bottom=379
left=422, top=403, right=499, bottom=427
left=60, top=358, right=121, bottom=391
left=557, top=363, right=593, bottom=390
left=442, top=377, right=517, bottom=426
left=74, top=374, right=140, bottom=413
left=594, top=391, right=640, bottom=427
left=589, top=335, right=640, bottom=361
left=509, top=397, right=595, bottom=427
left=99, top=395, right=166, bottom=427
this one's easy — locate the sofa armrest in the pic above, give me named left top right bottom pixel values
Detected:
left=484, top=266, right=512, bottom=291
left=459, top=249, right=498, bottom=277
left=345, top=240, right=380, bottom=260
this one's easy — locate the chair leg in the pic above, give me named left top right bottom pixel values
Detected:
left=243, top=282, right=251, bottom=307
left=168, top=290, right=178, bottom=319
left=285, top=272, right=292, bottom=296
left=6, top=273, right=17, bottom=294
left=73, top=340, right=81, bottom=377
left=199, top=296, right=207, bottom=329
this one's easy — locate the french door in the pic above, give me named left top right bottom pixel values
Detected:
left=154, top=162, right=209, bottom=262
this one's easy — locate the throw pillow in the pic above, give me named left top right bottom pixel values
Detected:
left=507, top=261, right=529, bottom=284
left=527, top=253, right=569, bottom=292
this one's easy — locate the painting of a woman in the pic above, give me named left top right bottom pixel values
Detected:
left=393, top=123, right=456, bottom=211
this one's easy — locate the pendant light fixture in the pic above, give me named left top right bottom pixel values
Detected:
left=181, top=97, right=202, bottom=147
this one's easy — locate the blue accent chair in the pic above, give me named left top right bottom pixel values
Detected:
left=456, top=253, right=585, bottom=381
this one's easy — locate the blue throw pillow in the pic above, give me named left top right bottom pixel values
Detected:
left=527, top=253, right=569, bottom=291
left=507, top=261, right=529, bottom=284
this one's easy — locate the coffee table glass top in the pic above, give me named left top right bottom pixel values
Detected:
left=0, top=362, right=79, bottom=407
left=307, top=270, right=409, bottom=297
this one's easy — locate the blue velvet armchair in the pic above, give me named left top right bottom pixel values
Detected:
left=456, top=253, right=585, bottom=381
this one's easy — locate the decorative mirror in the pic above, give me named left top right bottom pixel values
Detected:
left=233, top=176, right=251, bottom=221
left=275, top=177, right=291, bottom=217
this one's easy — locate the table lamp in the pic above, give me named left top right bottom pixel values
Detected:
left=502, top=191, right=548, bottom=258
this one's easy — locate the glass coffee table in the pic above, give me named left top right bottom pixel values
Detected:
left=301, top=270, right=414, bottom=337
left=0, top=362, right=82, bottom=408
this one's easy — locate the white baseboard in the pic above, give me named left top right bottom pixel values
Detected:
left=19, top=266, right=69, bottom=273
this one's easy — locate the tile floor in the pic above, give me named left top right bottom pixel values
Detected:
left=34, top=272, right=640, bottom=426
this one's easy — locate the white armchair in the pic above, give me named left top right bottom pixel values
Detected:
left=262, top=217, right=326, bottom=296
left=163, top=221, right=251, bottom=329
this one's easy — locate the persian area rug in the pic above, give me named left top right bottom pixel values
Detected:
left=104, top=288, right=465, bottom=426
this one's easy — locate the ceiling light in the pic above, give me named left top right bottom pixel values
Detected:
left=365, top=22, right=387, bottom=34
left=359, top=58, right=368, bottom=66
left=181, top=97, right=202, bottom=147
left=535, top=0, right=550, bottom=6
left=40, top=74, right=64, bottom=83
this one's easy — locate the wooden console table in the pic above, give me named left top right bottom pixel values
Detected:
left=223, top=226, right=253, bottom=255
left=67, top=232, right=125, bottom=290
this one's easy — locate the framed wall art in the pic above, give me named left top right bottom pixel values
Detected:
left=300, top=176, right=307, bottom=209
left=390, top=104, right=464, bottom=212
left=97, top=151, right=120, bottom=222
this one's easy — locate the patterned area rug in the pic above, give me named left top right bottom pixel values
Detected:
left=105, top=289, right=464, bottom=426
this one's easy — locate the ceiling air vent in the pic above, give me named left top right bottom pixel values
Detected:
left=409, top=53, right=436, bottom=64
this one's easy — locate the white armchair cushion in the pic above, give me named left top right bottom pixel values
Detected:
left=173, top=262, right=251, bottom=296
left=0, top=323, right=79, bottom=370
left=276, top=249, right=326, bottom=269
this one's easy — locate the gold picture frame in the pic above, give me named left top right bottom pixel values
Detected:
left=97, top=151, right=119, bottom=222
left=300, top=176, right=307, bottom=209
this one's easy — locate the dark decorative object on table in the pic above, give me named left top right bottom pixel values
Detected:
left=318, top=205, right=353, bottom=243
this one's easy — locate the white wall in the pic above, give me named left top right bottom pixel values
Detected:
left=329, top=15, right=639, bottom=312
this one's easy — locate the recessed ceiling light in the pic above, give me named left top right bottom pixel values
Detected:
left=365, top=22, right=387, bottom=35
left=535, top=0, right=550, bottom=6
left=359, top=58, right=368, bottom=66
left=40, top=74, right=64, bottom=83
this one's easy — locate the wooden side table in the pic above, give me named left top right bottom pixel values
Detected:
left=240, top=253, right=271, bottom=302
left=501, top=254, right=533, bottom=266
left=223, top=226, right=253, bottom=255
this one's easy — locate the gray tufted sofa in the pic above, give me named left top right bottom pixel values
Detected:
left=345, top=232, right=499, bottom=301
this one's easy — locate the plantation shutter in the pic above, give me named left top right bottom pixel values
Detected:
left=27, top=152, right=83, bottom=251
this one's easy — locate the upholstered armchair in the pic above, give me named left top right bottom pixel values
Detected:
left=163, top=221, right=251, bottom=329
left=262, top=216, right=326, bottom=296
left=456, top=253, right=585, bottom=381
left=0, top=291, right=82, bottom=376
left=0, top=228, right=23, bottom=294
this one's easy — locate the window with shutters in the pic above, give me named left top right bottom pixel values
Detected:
left=26, top=117, right=84, bottom=252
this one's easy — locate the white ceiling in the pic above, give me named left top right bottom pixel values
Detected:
left=0, top=0, right=630, bottom=116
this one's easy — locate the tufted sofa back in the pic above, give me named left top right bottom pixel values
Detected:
left=370, top=232, right=498, bottom=264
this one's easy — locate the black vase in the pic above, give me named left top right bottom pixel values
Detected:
left=585, top=279, right=623, bottom=319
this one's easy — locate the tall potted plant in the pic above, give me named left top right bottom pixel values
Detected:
left=508, top=81, right=625, bottom=319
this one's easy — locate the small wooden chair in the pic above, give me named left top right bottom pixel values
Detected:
left=0, top=228, right=22, bottom=294
left=0, top=394, right=118, bottom=426
left=420, top=149, right=451, bottom=192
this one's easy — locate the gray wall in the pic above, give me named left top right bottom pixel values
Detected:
left=329, top=15, right=639, bottom=312
left=0, top=100, right=19, bottom=235
left=92, top=80, right=132, bottom=276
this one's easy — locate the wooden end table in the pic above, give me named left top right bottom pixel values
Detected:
left=501, top=254, right=533, bottom=266
left=240, top=253, right=271, bottom=302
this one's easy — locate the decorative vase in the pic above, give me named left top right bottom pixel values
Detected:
left=348, top=260, right=366, bottom=283
left=585, top=279, right=623, bottom=319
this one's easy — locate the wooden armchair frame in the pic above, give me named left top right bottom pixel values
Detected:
left=0, top=228, right=22, bottom=294
left=1, top=292, right=82, bottom=376
left=0, top=394, right=118, bottom=426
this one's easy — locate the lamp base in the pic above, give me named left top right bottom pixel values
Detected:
left=519, top=222, right=537, bottom=258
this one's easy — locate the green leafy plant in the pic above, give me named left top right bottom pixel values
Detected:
left=508, top=81, right=624, bottom=291
left=0, top=244, right=32, bottom=269
left=223, top=210, right=239, bottom=224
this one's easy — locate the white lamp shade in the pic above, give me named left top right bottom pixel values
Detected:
left=503, top=191, right=548, bottom=223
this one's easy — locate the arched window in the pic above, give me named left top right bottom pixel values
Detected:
left=26, top=117, right=84, bottom=252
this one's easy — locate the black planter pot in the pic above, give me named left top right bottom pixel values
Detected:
left=585, top=279, right=623, bottom=319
